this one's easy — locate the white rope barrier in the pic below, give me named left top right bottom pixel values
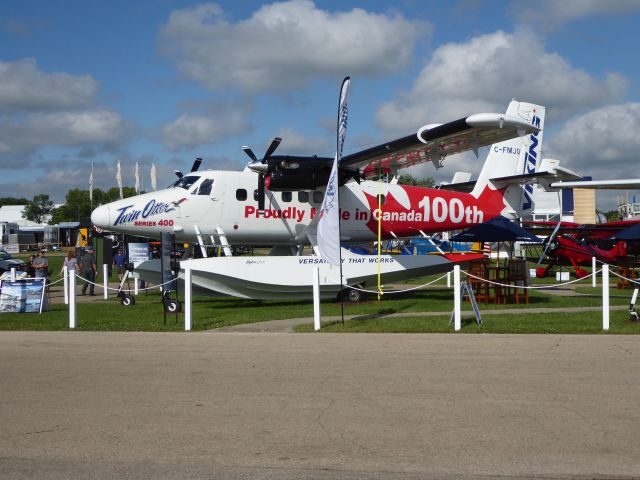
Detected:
left=464, top=270, right=598, bottom=290
left=609, top=269, right=640, bottom=286
left=73, top=273, right=177, bottom=292
left=48, top=254, right=630, bottom=335
left=46, top=277, right=66, bottom=286
left=321, top=272, right=451, bottom=295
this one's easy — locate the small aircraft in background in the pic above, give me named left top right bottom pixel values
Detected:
left=525, top=219, right=640, bottom=278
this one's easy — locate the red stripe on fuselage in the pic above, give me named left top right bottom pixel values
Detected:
left=362, top=185, right=506, bottom=237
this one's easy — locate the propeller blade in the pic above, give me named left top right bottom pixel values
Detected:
left=536, top=220, right=562, bottom=268
left=257, top=175, right=265, bottom=211
left=191, top=157, right=202, bottom=172
left=173, top=170, right=184, bottom=179
left=242, top=146, right=259, bottom=163
left=263, top=137, right=282, bottom=162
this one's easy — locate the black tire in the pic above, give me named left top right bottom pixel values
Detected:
left=164, top=298, right=182, bottom=313
left=120, top=294, right=135, bottom=306
left=344, top=287, right=363, bottom=303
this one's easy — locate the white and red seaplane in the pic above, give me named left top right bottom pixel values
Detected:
left=92, top=99, right=578, bottom=300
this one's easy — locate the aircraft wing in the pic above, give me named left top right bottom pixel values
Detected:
left=340, top=113, right=539, bottom=177
left=524, top=219, right=640, bottom=239
left=548, top=179, right=640, bottom=190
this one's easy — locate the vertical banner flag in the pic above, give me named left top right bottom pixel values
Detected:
left=317, top=76, right=350, bottom=265
left=89, top=162, right=94, bottom=206
left=150, top=163, right=157, bottom=191
left=135, top=162, right=140, bottom=194
left=116, top=160, right=123, bottom=199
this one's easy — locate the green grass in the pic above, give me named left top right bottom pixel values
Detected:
left=295, top=311, right=640, bottom=334
left=0, top=282, right=637, bottom=333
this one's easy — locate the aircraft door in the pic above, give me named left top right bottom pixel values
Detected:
left=221, top=176, right=245, bottom=223
left=176, top=177, right=222, bottom=227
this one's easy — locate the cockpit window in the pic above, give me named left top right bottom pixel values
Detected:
left=171, top=175, right=200, bottom=190
left=196, top=179, right=213, bottom=196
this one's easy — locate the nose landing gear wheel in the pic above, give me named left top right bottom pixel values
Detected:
left=163, top=298, right=182, bottom=313
left=120, top=294, right=135, bottom=306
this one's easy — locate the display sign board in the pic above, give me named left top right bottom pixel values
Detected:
left=0, top=278, right=47, bottom=313
left=128, top=243, right=151, bottom=264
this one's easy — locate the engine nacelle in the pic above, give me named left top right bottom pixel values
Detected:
left=265, top=156, right=357, bottom=191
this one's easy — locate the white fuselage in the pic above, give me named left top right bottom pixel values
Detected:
left=91, top=169, right=506, bottom=246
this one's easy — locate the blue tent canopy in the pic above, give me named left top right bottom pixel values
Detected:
left=450, top=215, right=541, bottom=242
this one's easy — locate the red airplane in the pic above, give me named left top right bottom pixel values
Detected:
left=525, top=220, right=640, bottom=278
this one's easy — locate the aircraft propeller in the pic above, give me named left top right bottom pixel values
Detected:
left=243, top=137, right=282, bottom=210
left=174, top=157, right=203, bottom=179
left=534, top=220, right=563, bottom=276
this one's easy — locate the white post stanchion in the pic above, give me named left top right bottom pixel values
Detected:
left=134, top=277, right=139, bottom=295
left=313, top=267, right=321, bottom=331
left=602, top=263, right=609, bottom=331
left=453, top=265, right=461, bottom=331
left=69, top=270, right=76, bottom=329
left=10, top=267, right=16, bottom=281
left=592, top=257, right=596, bottom=288
left=63, top=265, right=69, bottom=305
left=103, top=263, right=109, bottom=300
left=447, top=271, right=451, bottom=288
left=184, top=268, right=192, bottom=331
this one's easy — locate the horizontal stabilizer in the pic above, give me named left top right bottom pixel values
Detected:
left=438, top=160, right=583, bottom=193
left=549, top=179, right=640, bottom=190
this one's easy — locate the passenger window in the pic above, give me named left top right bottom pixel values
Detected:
left=253, top=189, right=259, bottom=201
left=377, top=194, right=386, bottom=205
left=197, top=179, right=213, bottom=196
left=298, top=191, right=309, bottom=203
left=236, top=189, right=247, bottom=201
left=281, top=192, right=292, bottom=202
left=312, top=191, right=324, bottom=203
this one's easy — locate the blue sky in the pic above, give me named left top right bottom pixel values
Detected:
left=1, top=0, right=640, bottom=209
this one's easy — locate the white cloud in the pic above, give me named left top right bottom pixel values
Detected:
left=511, top=0, right=640, bottom=30
left=159, top=0, right=427, bottom=92
left=0, top=58, right=98, bottom=113
left=375, top=30, right=628, bottom=133
left=0, top=110, right=128, bottom=157
left=547, top=103, right=640, bottom=179
left=273, top=127, right=331, bottom=156
left=0, top=59, right=128, bottom=162
left=163, top=112, right=249, bottom=151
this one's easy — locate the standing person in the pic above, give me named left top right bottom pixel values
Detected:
left=60, top=251, right=77, bottom=275
left=26, top=255, right=35, bottom=277
left=112, top=249, right=127, bottom=282
left=79, top=247, right=97, bottom=296
left=32, top=250, right=49, bottom=279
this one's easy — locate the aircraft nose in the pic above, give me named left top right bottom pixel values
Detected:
left=91, top=204, right=110, bottom=228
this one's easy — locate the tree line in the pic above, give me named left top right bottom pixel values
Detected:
left=0, top=188, right=139, bottom=224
